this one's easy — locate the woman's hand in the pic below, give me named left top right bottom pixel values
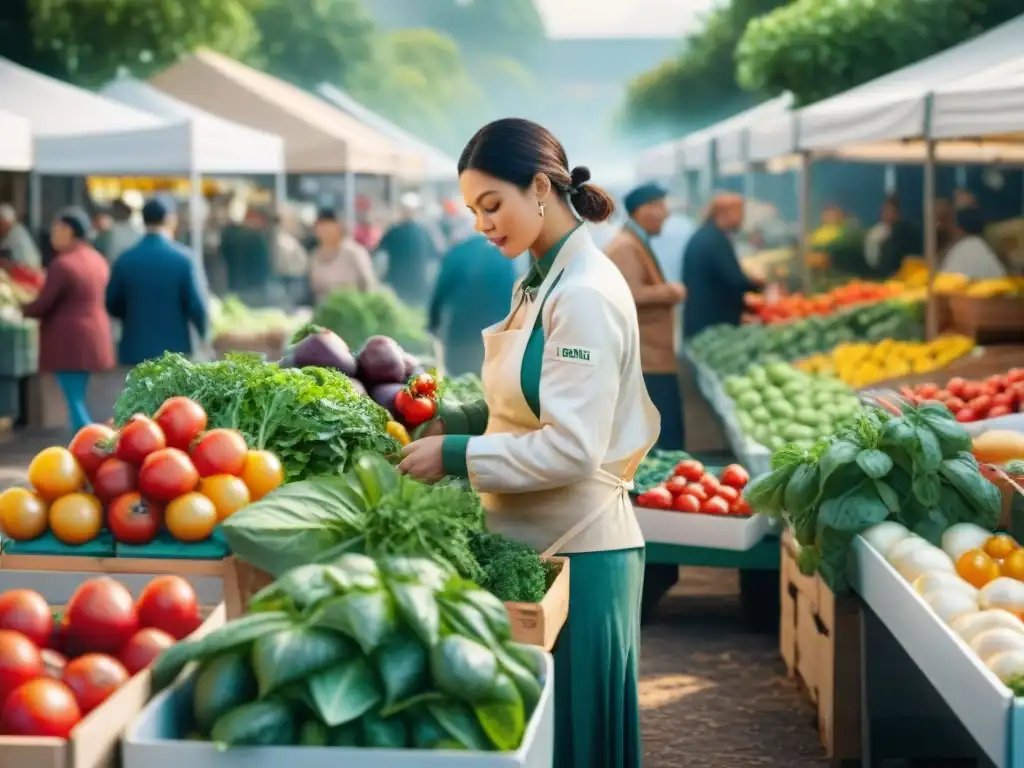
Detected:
left=398, top=435, right=446, bottom=483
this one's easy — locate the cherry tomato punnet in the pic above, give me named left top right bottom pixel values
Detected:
left=190, top=429, right=248, bottom=477
left=139, top=448, right=199, bottom=502
left=153, top=397, right=208, bottom=452
left=115, top=415, right=166, bottom=466
left=67, top=424, right=114, bottom=479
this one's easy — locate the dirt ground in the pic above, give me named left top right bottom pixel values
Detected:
left=0, top=428, right=828, bottom=766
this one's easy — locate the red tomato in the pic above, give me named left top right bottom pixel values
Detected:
left=637, top=486, right=673, bottom=510
left=731, top=499, right=752, bottom=516
left=190, top=429, right=247, bottom=477
left=62, top=654, right=129, bottom=714
left=982, top=382, right=1002, bottom=397
left=716, top=486, right=741, bottom=504
left=394, top=389, right=436, bottom=428
left=664, top=476, right=690, bottom=496
left=673, top=460, right=705, bottom=482
left=40, top=649, right=66, bottom=680
left=989, top=405, right=1012, bottom=419
left=947, top=377, right=967, bottom=397
left=0, top=678, right=81, bottom=737
left=408, top=373, right=437, bottom=398
left=135, top=576, right=201, bottom=640
left=969, top=395, right=993, bottom=414
left=115, top=415, right=166, bottom=465
left=0, top=590, right=53, bottom=648
left=960, top=381, right=982, bottom=401
left=68, top=424, right=114, bottom=479
left=917, top=383, right=939, bottom=399
left=0, top=631, right=44, bottom=707
left=1007, top=368, right=1024, bottom=385
left=685, top=482, right=709, bottom=501
left=699, top=472, right=720, bottom=495
left=64, top=578, right=138, bottom=656
left=986, top=374, right=1007, bottom=391
left=701, top=496, right=730, bottom=516
left=107, top=493, right=163, bottom=546
left=945, top=396, right=965, bottom=412
left=138, top=448, right=199, bottom=502
left=933, top=389, right=951, bottom=402
left=118, top=628, right=176, bottom=675
left=153, top=397, right=207, bottom=452
left=91, top=458, right=138, bottom=504
left=671, top=493, right=701, bottom=513
left=718, top=464, right=750, bottom=490
left=993, top=392, right=1015, bottom=409
left=956, top=408, right=977, bottom=423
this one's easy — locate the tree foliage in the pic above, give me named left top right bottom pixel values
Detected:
left=13, top=0, right=261, bottom=85
left=250, top=0, right=376, bottom=90
left=620, top=0, right=789, bottom=140
left=736, top=0, right=1022, bottom=105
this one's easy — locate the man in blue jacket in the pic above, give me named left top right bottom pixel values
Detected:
left=106, top=197, right=209, bottom=366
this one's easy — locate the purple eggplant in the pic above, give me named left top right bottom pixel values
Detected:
left=357, top=336, right=407, bottom=385
left=292, top=325, right=357, bottom=375
left=370, top=382, right=404, bottom=417
left=345, top=376, right=368, bottom=396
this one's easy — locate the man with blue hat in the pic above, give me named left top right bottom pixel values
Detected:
left=106, top=196, right=209, bottom=366
left=606, top=182, right=688, bottom=624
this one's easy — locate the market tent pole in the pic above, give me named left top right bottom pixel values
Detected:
left=796, top=151, right=812, bottom=292
left=923, top=93, right=939, bottom=341
left=28, top=172, right=41, bottom=232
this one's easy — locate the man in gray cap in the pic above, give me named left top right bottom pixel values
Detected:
left=106, top=196, right=208, bottom=366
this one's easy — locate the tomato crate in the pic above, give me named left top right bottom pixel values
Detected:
left=0, top=567, right=226, bottom=768
left=779, top=532, right=861, bottom=760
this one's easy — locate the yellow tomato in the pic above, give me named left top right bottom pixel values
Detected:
left=240, top=450, right=284, bottom=501
left=1002, top=550, right=1024, bottom=582
left=28, top=447, right=85, bottom=502
left=957, top=549, right=1002, bottom=588
left=986, top=534, right=1019, bottom=561
left=0, top=487, right=48, bottom=541
left=198, top=475, right=251, bottom=522
left=165, top=493, right=218, bottom=542
left=48, top=493, right=103, bottom=545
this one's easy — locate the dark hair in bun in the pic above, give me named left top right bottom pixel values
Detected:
left=458, top=118, right=616, bottom=223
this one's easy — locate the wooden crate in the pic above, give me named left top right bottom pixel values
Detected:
left=222, top=555, right=570, bottom=651
left=0, top=585, right=225, bottom=768
left=779, top=533, right=861, bottom=760
left=949, top=294, right=1024, bottom=343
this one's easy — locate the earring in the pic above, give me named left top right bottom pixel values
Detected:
left=538, top=201, right=546, bottom=218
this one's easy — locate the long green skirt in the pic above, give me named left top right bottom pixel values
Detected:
left=553, top=546, right=645, bottom=767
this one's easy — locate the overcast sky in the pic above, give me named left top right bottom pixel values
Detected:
left=535, top=0, right=721, bottom=38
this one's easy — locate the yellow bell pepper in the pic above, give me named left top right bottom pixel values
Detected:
left=387, top=421, right=411, bottom=446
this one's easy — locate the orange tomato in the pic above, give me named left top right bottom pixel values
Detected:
left=0, top=488, right=48, bottom=541
left=240, top=450, right=284, bottom=501
left=48, top=493, right=103, bottom=545
left=956, top=548, right=1002, bottom=588
left=985, top=534, right=1018, bottom=561
left=198, top=475, right=250, bottom=521
left=1002, top=549, right=1024, bottom=581
left=28, top=447, right=85, bottom=502
left=165, top=493, right=218, bottom=542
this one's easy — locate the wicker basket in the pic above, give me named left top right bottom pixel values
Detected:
left=948, top=294, right=1024, bottom=342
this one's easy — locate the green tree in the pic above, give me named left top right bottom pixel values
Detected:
left=250, top=0, right=376, bottom=90
left=348, top=28, right=485, bottom=151
left=619, top=0, right=789, bottom=140
left=736, top=0, right=1023, bottom=105
left=8, top=0, right=261, bottom=85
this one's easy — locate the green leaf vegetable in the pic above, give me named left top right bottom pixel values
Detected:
left=222, top=454, right=551, bottom=604
left=113, top=352, right=398, bottom=481
left=153, top=554, right=548, bottom=752
left=745, top=405, right=1001, bottom=592
left=312, top=287, right=429, bottom=353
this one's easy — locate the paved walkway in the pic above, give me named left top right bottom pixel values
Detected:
left=0, top=429, right=827, bottom=766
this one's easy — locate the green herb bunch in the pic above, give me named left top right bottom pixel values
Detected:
left=153, top=554, right=548, bottom=751
left=313, top=288, right=429, bottom=353
left=746, top=402, right=1002, bottom=591
left=113, top=353, right=398, bottom=481
left=223, top=454, right=550, bottom=605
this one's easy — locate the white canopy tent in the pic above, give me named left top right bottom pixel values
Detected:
left=100, top=76, right=285, bottom=175
left=931, top=56, right=1024, bottom=143
left=704, top=95, right=794, bottom=174
left=0, top=110, right=32, bottom=171
left=634, top=139, right=679, bottom=183
left=795, top=14, right=1024, bottom=160
left=317, top=83, right=455, bottom=182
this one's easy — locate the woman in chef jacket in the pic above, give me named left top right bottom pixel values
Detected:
left=399, top=118, right=660, bottom=767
